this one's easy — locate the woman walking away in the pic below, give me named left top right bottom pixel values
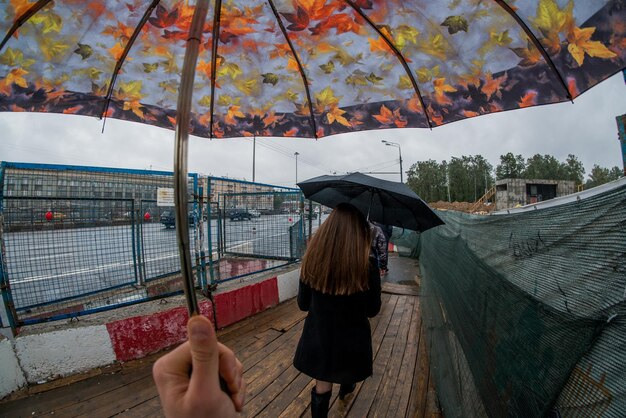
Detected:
left=293, top=203, right=382, bottom=418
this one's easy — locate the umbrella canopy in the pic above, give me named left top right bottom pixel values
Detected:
left=298, top=172, right=444, bottom=232
left=1, top=0, right=624, bottom=139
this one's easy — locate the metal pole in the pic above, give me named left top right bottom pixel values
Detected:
left=398, top=146, right=403, bottom=183
left=294, top=152, right=300, bottom=185
left=381, top=140, right=403, bottom=182
left=174, top=0, right=209, bottom=316
left=446, top=162, right=451, bottom=202
left=253, top=136, right=256, bottom=182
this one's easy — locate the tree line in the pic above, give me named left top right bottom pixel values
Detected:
left=406, top=153, right=623, bottom=203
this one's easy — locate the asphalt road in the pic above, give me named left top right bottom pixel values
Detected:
left=4, top=214, right=324, bottom=310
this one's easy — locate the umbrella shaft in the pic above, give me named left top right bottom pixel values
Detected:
left=174, top=0, right=210, bottom=317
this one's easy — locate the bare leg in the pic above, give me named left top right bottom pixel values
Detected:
left=315, top=380, right=332, bottom=394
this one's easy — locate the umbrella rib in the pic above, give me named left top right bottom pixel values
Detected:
left=208, top=0, right=223, bottom=140
left=267, top=0, right=318, bottom=139
left=101, top=0, right=162, bottom=121
left=343, top=0, right=432, bottom=130
left=0, top=0, right=52, bottom=52
left=494, top=0, right=572, bottom=102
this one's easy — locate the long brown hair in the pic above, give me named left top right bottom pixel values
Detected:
left=300, top=203, right=372, bottom=295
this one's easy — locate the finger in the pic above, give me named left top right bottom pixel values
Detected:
left=153, top=341, right=192, bottom=385
left=217, top=342, right=238, bottom=389
left=152, top=342, right=194, bottom=410
left=187, top=315, right=220, bottom=395
left=232, top=359, right=246, bottom=411
left=217, top=343, right=244, bottom=406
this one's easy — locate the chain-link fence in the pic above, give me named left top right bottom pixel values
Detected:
left=0, top=162, right=304, bottom=330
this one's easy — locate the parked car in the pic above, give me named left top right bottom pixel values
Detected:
left=160, top=210, right=196, bottom=228
left=229, top=210, right=253, bottom=221
left=249, top=209, right=261, bottom=218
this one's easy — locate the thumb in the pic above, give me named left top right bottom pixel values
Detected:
left=187, top=315, right=220, bottom=393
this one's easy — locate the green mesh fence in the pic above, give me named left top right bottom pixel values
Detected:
left=393, top=178, right=626, bottom=417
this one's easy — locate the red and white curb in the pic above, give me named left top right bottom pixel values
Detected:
left=0, top=268, right=300, bottom=398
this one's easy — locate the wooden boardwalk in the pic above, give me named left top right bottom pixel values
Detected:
left=1, top=287, right=440, bottom=417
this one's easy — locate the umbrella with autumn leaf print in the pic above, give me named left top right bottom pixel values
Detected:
left=1, top=0, right=624, bottom=138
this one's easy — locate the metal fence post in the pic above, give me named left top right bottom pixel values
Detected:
left=0, top=162, right=18, bottom=336
left=196, top=183, right=207, bottom=292
left=299, top=193, right=305, bottom=242
left=307, top=199, right=313, bottom=241
left=220, top=195, right=226, bottom=257
left=206, top=179, right=216, bottom=286
left=134, top=200, right=146, bottom=287
left=130, top=200, right=140, bottom=286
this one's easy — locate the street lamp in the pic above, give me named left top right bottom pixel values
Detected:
left=381, top=140, right=403, bottom=182
left=294, top=152, right=300, bottom=185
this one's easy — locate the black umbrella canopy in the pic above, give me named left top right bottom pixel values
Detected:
left=298, top=172, right=444, bottom=232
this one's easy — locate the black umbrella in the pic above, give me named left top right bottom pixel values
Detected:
left=298, top=172, right=444, bottom=232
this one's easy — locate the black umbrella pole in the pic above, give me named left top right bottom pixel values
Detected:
left=174, top=0, right=209, bottom=317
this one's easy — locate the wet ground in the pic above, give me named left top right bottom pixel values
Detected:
left=384, top=252, right=420, bottom=286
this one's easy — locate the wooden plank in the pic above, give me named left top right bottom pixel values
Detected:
left=370, top=294, right=399, bottom=356
left=327, top=380, right=365, bottom=417
left=240, top=320, right=303, bottom=374
left=228, top=327, right=284, bottom=356
left=115, top=396, right=163, bottom=418
left=406, top=318, right=430, bottom=418
left=277, top=379, right=316, bottom=418
left=52, top=374, right=156, bottom=417
left=0, top=364, right=154, bottom=417
left=243, top=365, right=300, bottom=416
left=218, top=298, right=297, bottom=342
left=382, top=282, right=420, bottom=296
left=347, top=296, right=407, bottom=417
left=370, top=296, right=415, bottom=416
left=387, top=298, right=421, bottom=418
left=217, top=297, right=295, bottom=341
left=268, top=308, right=307, bottom=333
left=243, top=321, right=304, bottom=392
left=367, top=292, right=392, bottom=336
left=257, top=372, right=312, bottom=418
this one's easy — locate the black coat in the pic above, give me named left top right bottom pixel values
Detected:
left=293, top=258, right=382, bottom=384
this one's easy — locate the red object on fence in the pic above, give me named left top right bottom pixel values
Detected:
left=45, top=211, right=53, bottom=221
left=144, top=212, right=151, bottom=221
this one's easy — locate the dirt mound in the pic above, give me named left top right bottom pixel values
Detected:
left=428, top=201, right=495, bottom=214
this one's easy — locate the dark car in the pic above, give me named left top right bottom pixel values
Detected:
left=229, top=210, right=252, bottom=221
left=160, top=210, right=196, bottom=228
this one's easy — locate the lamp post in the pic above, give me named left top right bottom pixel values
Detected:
left=294, top=152, right=300, bottom=185
left=381, top=140, right=403, bottom=182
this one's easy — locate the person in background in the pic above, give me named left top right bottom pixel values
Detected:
left=152, top=315, right=246, bottom=418
left=373, top=222, right=393, bottom=276
left=370, top=222, right=388, bottom=276
left=293, top=203, right=382, bottom=418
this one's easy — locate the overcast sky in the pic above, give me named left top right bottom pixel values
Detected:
left=1, top=72, right=624, bottom=189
